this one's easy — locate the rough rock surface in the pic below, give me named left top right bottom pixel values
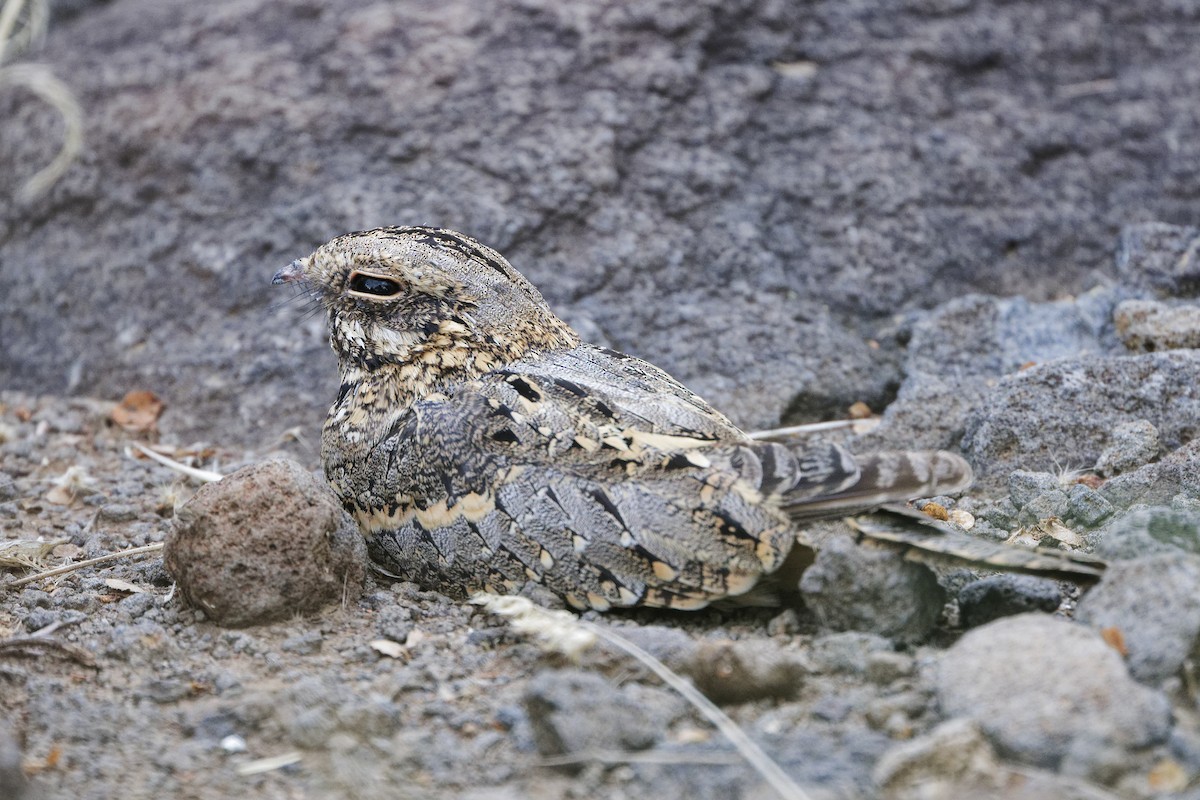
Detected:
left=1115, top=299, right=1200, bottom=352
left=961, top=351, right=1200, bottom=484
left=1099, top=439, right=1200, bottom=509
left=5, top=0, right=1200, bottom=444
left=165, top=459, right=367, bottom=627
left=935, top=614, right=1172, bottom=773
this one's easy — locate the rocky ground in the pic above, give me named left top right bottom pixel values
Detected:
left=4, top=0, right=1200, bottom=798
left=3, top=222, right=1200, bottom=799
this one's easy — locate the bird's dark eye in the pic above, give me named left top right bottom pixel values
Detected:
left=347, top=271, right=402, bottom=298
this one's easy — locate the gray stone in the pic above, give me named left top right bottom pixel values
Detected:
left=1065, top=483, right=1114, bottom=528
left=374, top=606, right=414, bottom=645
left=1101, top=439, right=1200, bottom=509
left=523, top=669, right=672, bottom=760
left=1016, top=489, right=1069, bottom=527
left=935, top=614, right=1171, bottom=771
left=1008, top=470, right=1061, bottom=510
left=957, top=575, right=1062, bottom=628
left=116, top=591, right=156, bottom=620
left=962, top=352, right=1200, bottom=486
left=1095, top=419, right=1161, bottom=477
left=1091, top=505, right=1200, bottom=560
left=807, top=631, right=894, bottom=675
left=855, top=292, right=1118, bottom=454
left=281, top=631, right=324, bottom=655
left=1115, top=222, right=1200, bottom=298
left=1115, top=299, right=1200, bottom=352
left=1075, top=554, right=1200, bottom=685
left=978, top=497, right=1018, bottom=531
left=799, top=534, right=945, bottom=644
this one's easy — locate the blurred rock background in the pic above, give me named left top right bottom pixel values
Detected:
left=2, top=0, right=1198, bottom=450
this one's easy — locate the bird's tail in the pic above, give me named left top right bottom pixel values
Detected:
left=782, top=450, right=974, bottom=521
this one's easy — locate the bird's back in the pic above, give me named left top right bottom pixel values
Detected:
left=330, top=343, right=968, bottom=610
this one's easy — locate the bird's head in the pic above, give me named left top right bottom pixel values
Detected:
left=274, top=227, right=578, bottom=374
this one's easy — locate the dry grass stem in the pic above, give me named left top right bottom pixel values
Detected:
left=748, top=418, right=878, bottom=441
left=0, top=0, right=46, bottom=62
left=2, top=542, right=164, bottom=591
left=0, top=62, right=83, bottom=199
left=235, top=752, right=303, bottom=776
left=536, top=749, right=742, bottom=767
left=0, top=0, right=83, bottom=199
left=130, top=442, right=224, bottom=483
left=0, top=635, right=96, bottom=667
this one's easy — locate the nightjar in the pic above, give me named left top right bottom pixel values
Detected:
left=273, top=227, right=1019, bottom=610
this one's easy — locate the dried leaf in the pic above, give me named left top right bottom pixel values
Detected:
left=947, top=509, right=975, bottom=530
left=1100, top=626, right=1128, bottom=656
left=921, top=502, right=949, bottom=521
left=369, top=639, right=406, bottom=659
left=44, top=465, right=96, bottom=506
left=1148, top=758, right=1187, bottom=793
left=1006, top=517, right=1082, bottom=548
left=0, top=539, right=64, bottom=570
left=104, top=578, right=146, bottom=594
left=110, top=390, right=165, bottom=433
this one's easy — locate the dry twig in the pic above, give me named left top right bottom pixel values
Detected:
left=2, top=542, right=164, bottom=591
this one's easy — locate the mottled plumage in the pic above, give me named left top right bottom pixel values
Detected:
left=274, top=227, right=1006, bottom=610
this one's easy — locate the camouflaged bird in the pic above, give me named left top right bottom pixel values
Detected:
left=272, top=227, right=1004, bottom=610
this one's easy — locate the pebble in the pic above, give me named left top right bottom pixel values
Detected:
left=957, top=575, right=1062, bottom=628
left=1065, top=483, right=1114, bottom=528
left=1008, top=470, right=1060, bottom=509
left=1114, top=299, right=1200, bottom=352
left=808, top=631, right=894, bottom=674
left=1075, top=554, right=1200, bottom=684
left=681, top=639, right=807, bottom=704
left=164, top=459, right=367, bottom=627
left=935, top=614, right=1171, bottom=774
left=522, top=669, right=671, bottom=760
left=1095, top=419, right=1162, bottom=477
left=799, top=534, right=944, bottom=643
left=281, top=631, right=324, bottom=655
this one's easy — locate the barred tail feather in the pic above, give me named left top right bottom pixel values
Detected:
left=782, top=450, right=974, bottom=521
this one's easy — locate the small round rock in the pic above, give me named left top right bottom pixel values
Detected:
left=165, top=459, right=367, bottom=627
